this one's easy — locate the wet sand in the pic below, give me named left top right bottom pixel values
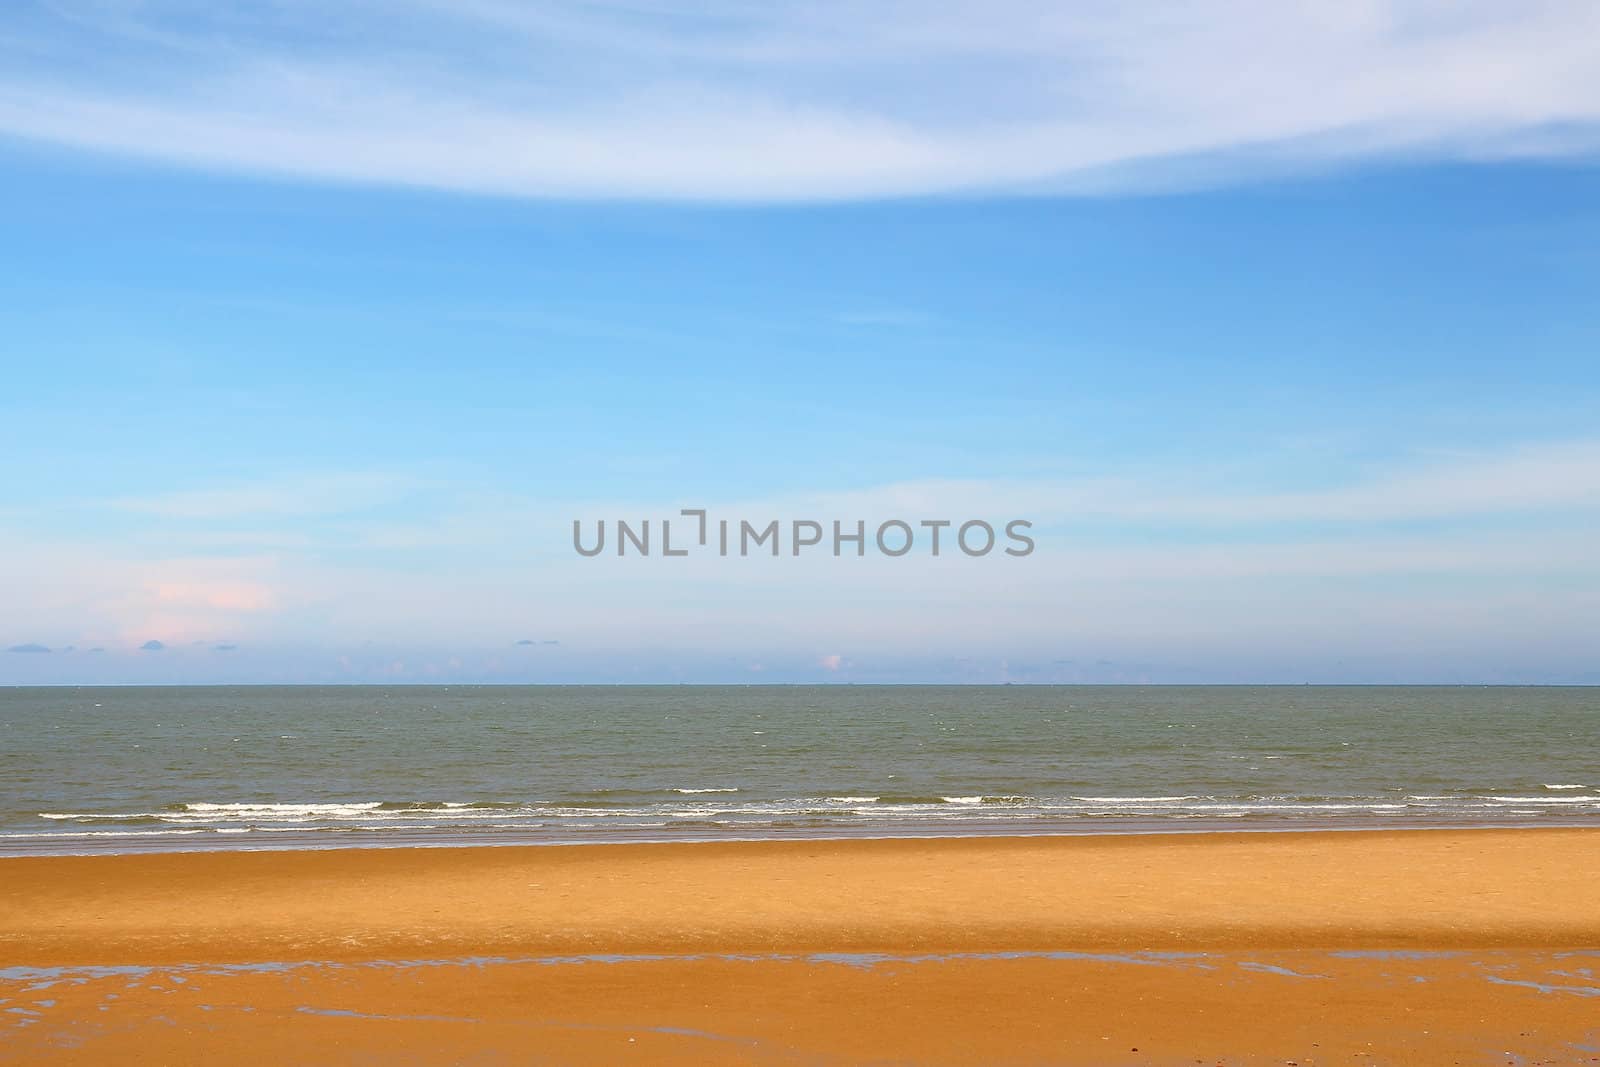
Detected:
left=3, top=828, right=1599, bottom=1063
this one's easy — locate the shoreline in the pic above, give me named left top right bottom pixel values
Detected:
left=8, top=813, right=1600, bottom=859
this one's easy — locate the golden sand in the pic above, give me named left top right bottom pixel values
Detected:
left=3, top=828, right=1598, bottom=1064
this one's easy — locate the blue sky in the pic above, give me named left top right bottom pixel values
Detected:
left=2, top=2, right=1599, bottom=684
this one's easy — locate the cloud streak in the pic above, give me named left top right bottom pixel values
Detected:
left=1, top=2, right=1598, bottom=199
left=582, top=438, right=1600, bottom=529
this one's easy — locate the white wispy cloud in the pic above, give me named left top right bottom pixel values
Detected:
left=57, top=436, right=1600, bottom=559
left=557, top=437, right=1600, bottom=527
left=1, top=1, right=1597, bottom=199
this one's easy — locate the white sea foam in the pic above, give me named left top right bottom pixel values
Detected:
left=1481, top=795, right=1595, bottom=804
left=38, top=803, right=535, bottom=824
left=22, top=786, right=1595, bottom=852
left=1543, top=784, right=1586, bottom=790
left=0, top=829, right=208, bottom=839
left=1188, top=803, right=1409, bottom=812
left=44, top=791, right=1577, bottom=831
left=185, top=802, right=385, bottom=815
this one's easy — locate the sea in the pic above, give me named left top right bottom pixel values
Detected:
left=2, top=685, right=1596, bottom=856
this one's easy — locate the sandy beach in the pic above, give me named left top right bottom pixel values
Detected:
left=3, top=828, right=1599, bottom=1063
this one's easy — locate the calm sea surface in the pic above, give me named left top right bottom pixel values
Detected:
left=2, top=685, right=1597, bottom=855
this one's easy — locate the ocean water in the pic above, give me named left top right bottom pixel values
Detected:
left=1, top=685, right=1597, bottom=855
